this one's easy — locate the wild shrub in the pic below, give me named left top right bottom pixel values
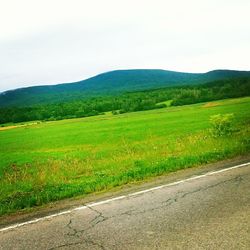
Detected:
left=210, top=113, right=234, bottom=137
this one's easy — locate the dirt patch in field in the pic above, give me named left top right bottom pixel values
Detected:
left=0, top=125, right=22, bottom=131
left=0, top=122, right=40, bottom=131
left=203, top=102, right=220, bottom=108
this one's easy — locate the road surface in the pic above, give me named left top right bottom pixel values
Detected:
left=0, top=161, right=250, bottom=249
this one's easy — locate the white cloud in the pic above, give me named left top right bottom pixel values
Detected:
left=0, top=0, right=249, bottom=91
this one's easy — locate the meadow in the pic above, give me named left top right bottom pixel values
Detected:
left=0, top=97, right=250, bottom=216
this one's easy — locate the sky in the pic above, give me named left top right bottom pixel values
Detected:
left=0, top=0, right=250, bottom=92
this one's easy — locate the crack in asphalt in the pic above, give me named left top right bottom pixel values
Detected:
left=181, top=175, right=244, bottom=199
left=48, top=241, right=86, bottom=250
left=65, top=205, right=109, bottom=238
left=48, top=238, right=106, bottom=250
left=120, top=209, right=136, bottom=216
left=114, top=175, right=245, bottom=217
left=50, top=206, right=109, bottom=250
left=87, top=205, right=109, bottom=226
left=50, top=174, right=246, bottom=249
left=66, top=219, right=78, bottom=238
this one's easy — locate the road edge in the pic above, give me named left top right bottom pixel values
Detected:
left=1, top=157, right=249, bottom=232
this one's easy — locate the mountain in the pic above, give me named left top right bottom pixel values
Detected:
left=1, top=69, right=250, bottom=107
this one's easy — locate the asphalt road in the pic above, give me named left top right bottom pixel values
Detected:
left=0, top=162, right=250, bottom=250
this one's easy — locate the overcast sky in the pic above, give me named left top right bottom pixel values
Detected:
left=0, top=0, right=249, bottom=92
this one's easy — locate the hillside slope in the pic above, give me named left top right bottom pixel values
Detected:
left=1, top=69, right=250, bottom=107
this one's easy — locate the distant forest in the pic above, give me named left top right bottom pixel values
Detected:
left=0, top=77, right=249, bottom=124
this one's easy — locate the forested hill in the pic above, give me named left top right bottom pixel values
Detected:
left=1, top=77, right=250, bottom=124
left=1, top=69, right=250, bottom=107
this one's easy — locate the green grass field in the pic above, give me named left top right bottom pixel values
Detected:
left=0, top=97, right=250, bottom=216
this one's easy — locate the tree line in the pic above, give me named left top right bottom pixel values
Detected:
left=0, top=77, right=249, bottom=124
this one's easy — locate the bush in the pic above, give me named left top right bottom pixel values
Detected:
left=210, top=113, right=234, bottom=137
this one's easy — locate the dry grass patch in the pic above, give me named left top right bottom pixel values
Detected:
left=203, top=102, right=220, bottom=108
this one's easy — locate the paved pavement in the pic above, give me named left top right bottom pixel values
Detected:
left=0, top=162, right=249, bottom=249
